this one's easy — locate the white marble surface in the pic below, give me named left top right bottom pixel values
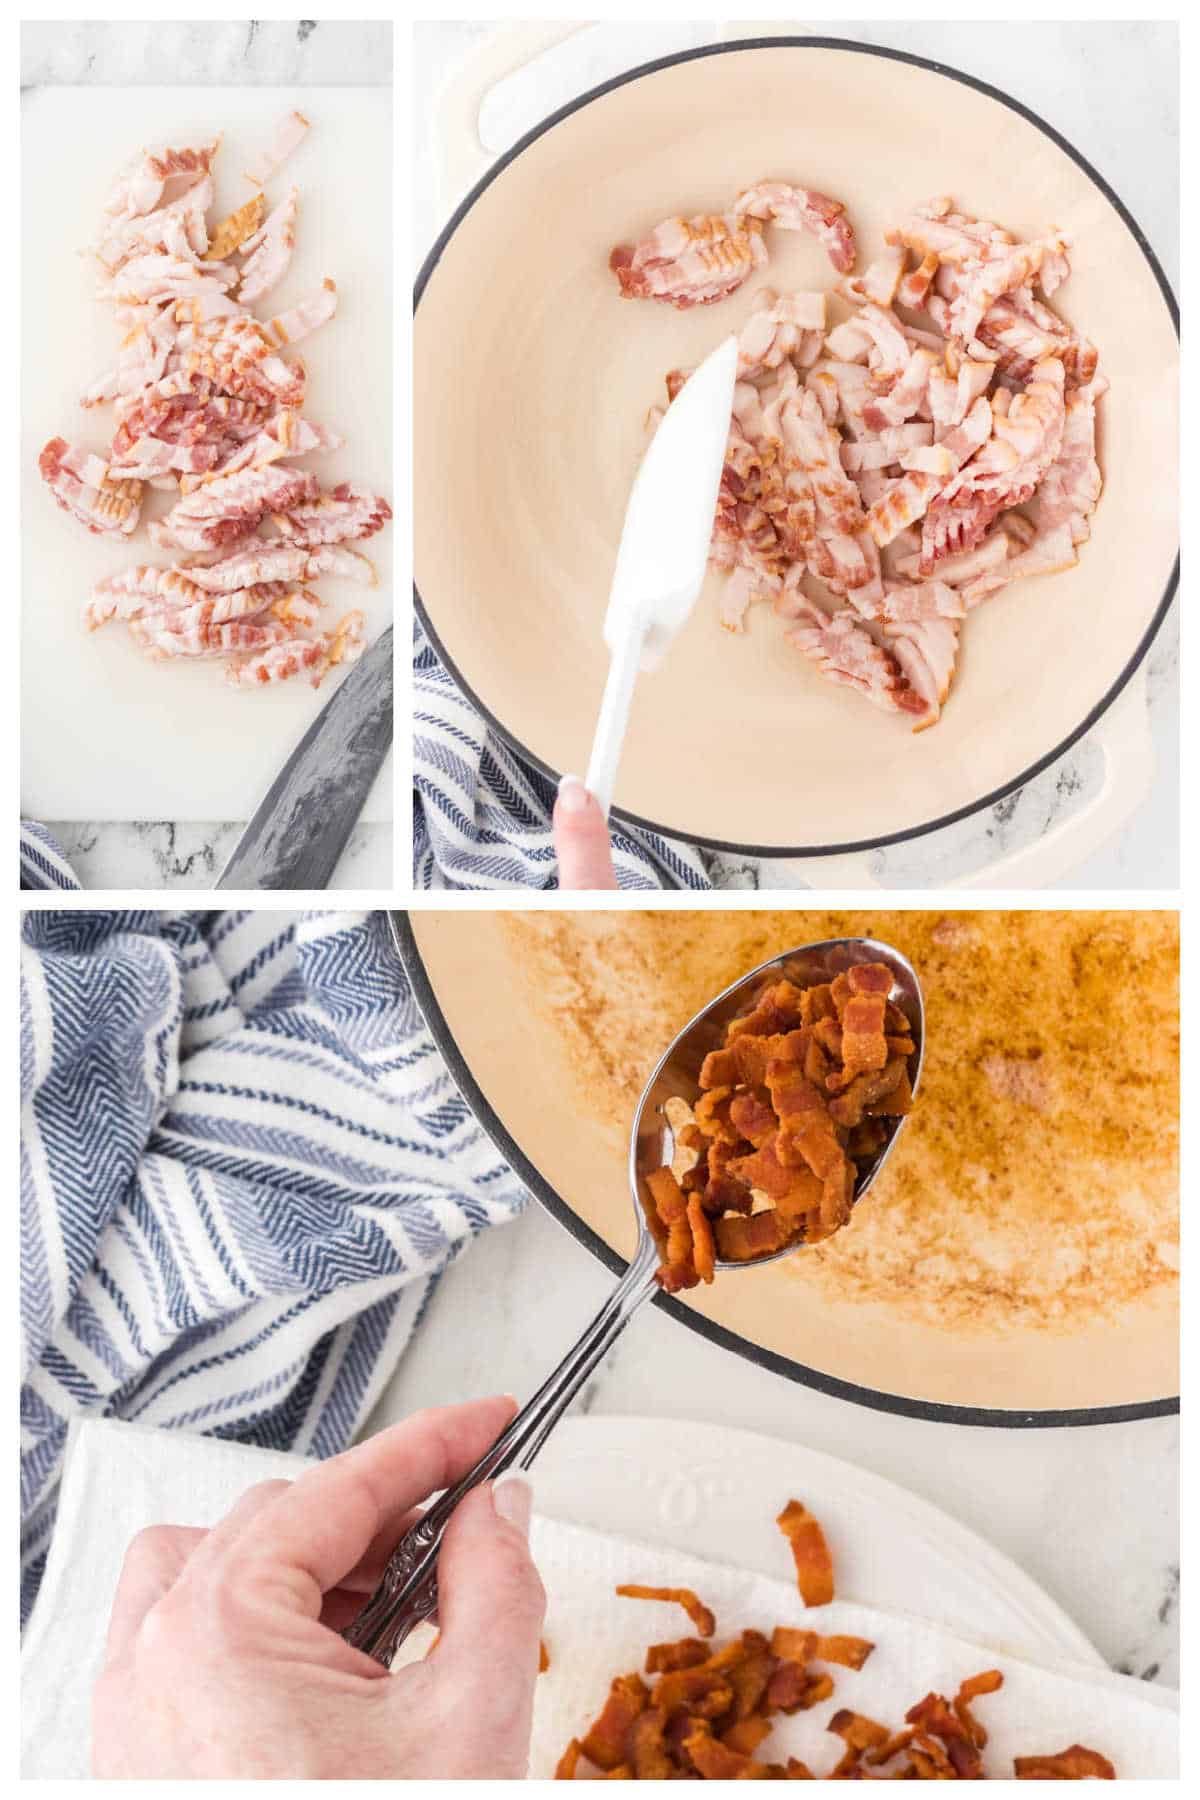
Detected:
left=22, top=19, right=393, bottom=893
left=369, top=1200, right=1179, bottom=1689
left=41, top=819, right=392, bottom=891
left=414, top=20, right=1179, bottom=890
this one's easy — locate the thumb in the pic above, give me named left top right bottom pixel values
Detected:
left=427, top=1479, right=545, bottom=1766
left=554, top=776, right=618, bottom=889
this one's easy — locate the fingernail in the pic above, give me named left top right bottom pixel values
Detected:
left=556, top=774, right=592, bottom=817
left=492, top=1474, right=533, bottom=1538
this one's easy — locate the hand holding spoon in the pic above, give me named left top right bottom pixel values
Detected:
left=343, top=936, right=924, bottom=1666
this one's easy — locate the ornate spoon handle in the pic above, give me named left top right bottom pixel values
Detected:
left=343, top=1232, right=661, bottom=1667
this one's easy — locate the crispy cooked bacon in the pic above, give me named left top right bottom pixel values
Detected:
left=237, top=188, right=299, bottom=304
left=39, top=437, right=143, bottom=536
left=149, top=463, right=320, bottom=551
left=734, top=182, right=856, bottom=274
left=274, top=482, right=393, bottom=546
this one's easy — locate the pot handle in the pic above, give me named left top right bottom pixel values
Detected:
left=794, top=667, right=1156, bottom=891
left=431, top=23, right=584, bottom=209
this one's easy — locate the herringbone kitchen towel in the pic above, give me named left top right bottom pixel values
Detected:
left=413, top=621, right=752, bottom=890
left=19, top=909, right=529, bottom=1625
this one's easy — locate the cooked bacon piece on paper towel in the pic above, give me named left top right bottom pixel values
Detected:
left=553, top=1498, right=1116, bottom=1779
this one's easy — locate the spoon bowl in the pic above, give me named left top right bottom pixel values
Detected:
left=632, top=937, right=925, bottom=1270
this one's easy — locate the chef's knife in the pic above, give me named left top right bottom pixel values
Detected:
left=215, top=626, right=393, bottom=890
left=584, top=333, right=738, bottom=818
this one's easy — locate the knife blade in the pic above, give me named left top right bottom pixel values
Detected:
left=215, top=626, right=393, bottom=890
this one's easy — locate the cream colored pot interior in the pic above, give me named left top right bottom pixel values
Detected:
left=408, top=909, right=1178, bottom=1415
left=415, top=44, right=1177, bottom=850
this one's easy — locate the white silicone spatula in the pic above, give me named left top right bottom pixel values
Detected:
left=584, top=332, right=739, bottom=818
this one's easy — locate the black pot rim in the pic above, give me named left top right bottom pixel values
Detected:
left=413, top=32, right=1179, bottom=862
left=393, top=911, right=1178, bottom=1429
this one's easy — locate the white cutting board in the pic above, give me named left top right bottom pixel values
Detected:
left=21, top=86, right=393, bottom=823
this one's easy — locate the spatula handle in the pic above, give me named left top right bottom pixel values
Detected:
left=585, top=628, right=644, bottom=821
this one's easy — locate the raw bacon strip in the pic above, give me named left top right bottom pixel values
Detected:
left=96, top=177, right=215, bottom=271
left=263, top=279, right=337, bottom=347
left=130, top=613, right=297, bottom=661
left=208, top=192, right=267, bottom=261
left=244, top=110, right=310, bottom=187
left=1033, top=377, right=1106, bottom=545
left=104, top=138, right=220, bottom=221
left=610, top=211, right=768, bottom=308
left=921, top=358, right=1066, bottom=573
left=870, top=581, right=965, bottom=726
left=149, top=463, right=320, bottom=551
left=226, top=608, right=365, bottom=689
left=39, top=438, right=142, bottom=536
left=187, top=413, right=343, bottom=485
left=99, top=250, right=236, bottom=306
left=86, top=564, right=211, bottom=628
left=960, top=524, right=1078, bottom=607
left=735, top=182, right=856, bottom=274
left=175, top=314, right=306, bottom=408
left=782, top=596, right=931, bottom=726
left=237, top=188, right=299, bottom=304
left=183, top=542, right=375, bottom=591
left=163, top=586, right=322, bottom=638
left=274, top=481, right=393, bottom=546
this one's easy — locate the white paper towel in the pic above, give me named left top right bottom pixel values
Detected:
left=22, top=1418, right=1177, bottom=1779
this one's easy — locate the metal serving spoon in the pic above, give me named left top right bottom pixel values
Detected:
left=343, top=937, right=925, bottom=1667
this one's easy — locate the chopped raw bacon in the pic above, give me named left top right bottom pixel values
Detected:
left=39, top=438, right=142, bottom=536
left=183, top=542, right=374, bottom=591
left=275, top=482, right=394, bottom=546
left=225, top=608, right=365, bottom=689
left=150, top=463, right=320, bottom=552
left=610, top=211, right=768, bottom=308
left=624, top=190, right=1101, bottom=730
left=104, top=138, right=220, bottom=222
left=238, top=188, right=299, bottom=304
left=1015, top=1745, right=1116, bottom=1779
left=41, top=116, right=391, bottom=693
left=207, top=192, right=267, bottom=261
left=245, top=110, right=310, bottom=187
left=734, top=182, right=857, bottom=274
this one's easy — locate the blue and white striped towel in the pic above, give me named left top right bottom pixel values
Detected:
left=20, top=822, right=80, bottom=891
left=19, top=908, right=529, bottom=1626
left=413, top=622, right=754, bottom=890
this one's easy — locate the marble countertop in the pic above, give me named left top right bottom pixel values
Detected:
left=415, top=20, right=1179, bottom=891
left=22, top=18, right=393, bottom=893
left=369, top=1201, right=1178, bottom=1690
